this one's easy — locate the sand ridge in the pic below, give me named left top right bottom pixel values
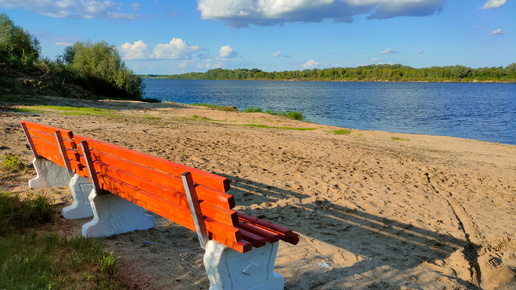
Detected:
left=1, top=98, right=515, bottom=289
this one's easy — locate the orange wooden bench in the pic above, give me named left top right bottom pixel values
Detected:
left=20, top=121, right=94, bottom=219
left=20, top=120, right=299, bottom=289
left=20, top=121, right=79, bottom=186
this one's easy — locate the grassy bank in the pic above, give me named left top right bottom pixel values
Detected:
left=0, top=154, right=126, bottom=289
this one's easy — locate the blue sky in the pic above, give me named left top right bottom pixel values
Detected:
left=1, top=0, right=514, bottom=74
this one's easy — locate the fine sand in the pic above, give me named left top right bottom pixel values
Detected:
left=1, top=97, right=515, bottom=289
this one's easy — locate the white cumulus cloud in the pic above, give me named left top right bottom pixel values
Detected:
left=219, top=45, right=238, bottom=58
left=153, top=38, right=201, bottom=60
left=120, top=40, right=151, bottom=60
left=120, top=38, right=200, bottom=60
left=196, top=0, right=445, bottom=27
left=0, top=0, right=143, bottom=20
left=492, top=28, right=506, bottom=35
left=371, top=58, right=383, bottom=61
left=480, top=0, right=507, bottom=9
left=303, top=60, right=319, bottom=69
left=381, top=48, right=399, bottom=55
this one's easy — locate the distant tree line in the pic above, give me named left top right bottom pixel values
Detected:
left=147, top=64, right=516, bottom=83
left=0, top=13, right=144, bottom=100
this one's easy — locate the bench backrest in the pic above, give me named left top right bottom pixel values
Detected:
left=20, top=121, right=84, bottom=176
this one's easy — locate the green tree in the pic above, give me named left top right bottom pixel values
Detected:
left=62, top=41, right=144, bottom=99
left=0, top=13, right=40, bottom=66
left=451, top=65, right=471, bottom=80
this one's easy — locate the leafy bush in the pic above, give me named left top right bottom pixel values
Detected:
left=287, top=111, right=304, bottom=120
left=59, top=41, right=144, bottom=100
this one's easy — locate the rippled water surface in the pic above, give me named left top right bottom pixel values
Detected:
left=143, top=79, right=516, bottom=145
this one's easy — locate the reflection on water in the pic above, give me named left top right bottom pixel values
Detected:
left=144, top=79, right=516, bottom=145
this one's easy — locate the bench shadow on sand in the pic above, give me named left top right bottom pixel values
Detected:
left=225, top=174, right=480, bottom=289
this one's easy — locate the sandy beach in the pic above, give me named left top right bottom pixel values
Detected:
left=1, top=97, right=515, bottom=289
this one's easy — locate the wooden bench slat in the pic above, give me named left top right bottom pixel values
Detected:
left=239, top=228, right=267, bottom=248
left=27, top=129, right=76, bottom=149
left=93, top=161, right=238, bottom=226
left=32, top=143, right=83, bottom=175
left=32, top=145, right=66, bottom=168
left=238, top=212, right=300, bottom=245
left=32, top=138, right=80, bottom=163
left=88, top=150, right=235, bottom=209
left=96, top=175, right=243, bottom=246
left=211, top=232, right=253, bottom=254
left=74, top=135, right=230, bottom=193
left=20, top=121, right=73, bottom=139
left=236, top=220, right=281, bottom=243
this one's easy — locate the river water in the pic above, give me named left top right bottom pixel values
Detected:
left=143, top=79, right=516, bottom=145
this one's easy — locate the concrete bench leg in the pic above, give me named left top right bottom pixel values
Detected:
left=82, top=189, right=155, bottom=238
left=203, top=240, right=284, bottom=290
left=62, top=174, right=94, bottom=219
left=29, top=158, right=71, bottom=188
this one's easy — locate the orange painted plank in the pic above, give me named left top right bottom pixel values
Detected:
left=32, top=138, right=79, bottom=163
left=89, top=150, right=235, bottom=209
left=211, top=232, right=252, bottom=253
left=27, top=129, right=76, bottom=149
left=69, top=160, right=84, bottom=174
left=32, top=145, right=66, bottom=168
left=31, top=136, right=60, bottom=152
left=237, top=212, right=299, bottom=244
left=74, top=135, right=230, bottom=192
left=236, top=220, right=281, bottom=243
left=199, top=202, right=238, bottom=226
left=93, top=160, right=237, bottom=226
left=20, top=121, right=73, bottom=139
left=239, top=228, right=267, bottom=248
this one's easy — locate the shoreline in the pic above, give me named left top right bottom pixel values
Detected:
left=149, top=99, right=516, bottom=146
left=144, top=77, right=516, bottom=84
left=1, top=97, right=515, bottom=289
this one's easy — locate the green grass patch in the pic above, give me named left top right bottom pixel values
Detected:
left=32, top=105, right=112, bottom=113
left=10, top=107, right=45, bottom=114
left=11, top=105, right=121, bottom=117
left=244, top=107, right=263, bottom=113
left=270, top=111, right=305, bottom=121
left=191, top=103, right=238, bottom=111
left=244, top=124, right=316, bottom=131
left=0, top=192, right=57, bottom=234
left=391, top=137, right=410, bottom=141
left=0, top=229, right=123, bottom=289
left=329, top=129, right=351, bottom=135
left=0, top=191, right=124, bottom=289
left=1, top=154, right=26, bottom=173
